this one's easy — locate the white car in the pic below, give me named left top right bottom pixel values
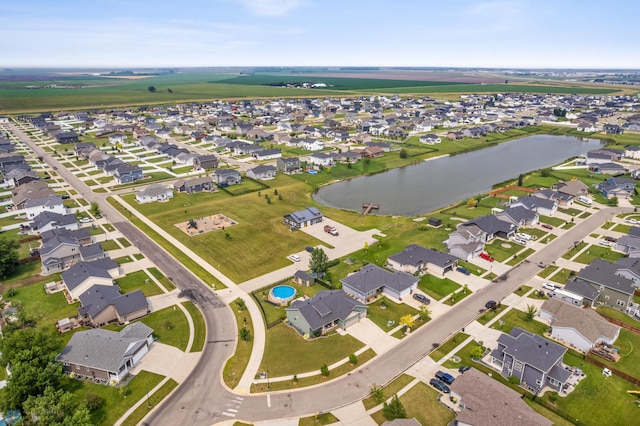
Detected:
left=542, top=282, right=557, bottom=291
left=79, top=217, right=93, bottom=223
left=513, top=237, right=527, bottom=245
left=516, top=233, right=532, bottom=241
left=599, top=240, right=612, bottom=247
left=289, top=254, right=301, bottom=262
left=626, top=218, right=638, bottom=224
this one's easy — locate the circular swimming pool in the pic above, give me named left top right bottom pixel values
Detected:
left=269, top=285, right=297, bottom=305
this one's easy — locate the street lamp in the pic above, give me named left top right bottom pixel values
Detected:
left=266, top=370, right=270, bottom=391
left=146, top=388, right=151, bottom=408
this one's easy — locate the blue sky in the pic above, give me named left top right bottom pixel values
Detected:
left=1, top=0, right=639, bottom=69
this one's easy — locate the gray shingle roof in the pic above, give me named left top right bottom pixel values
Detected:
left=541, top=298, right=620, bottom=344
left=465, top=214, right=515, bottom=235
left=78, top=285, right=148, bottom=318
left=31, top=211, right=77, bottom=230
left=57, top=322, right=152, bottom=373
left=284, top=207, right=323, bottom=225
left=61, top=260, right=115, bottom=291
left=564, top=280, right=599, bottom=300
left=286, top=290, right=366, bottom=331
left=388, top=244, right=457, bottom=269
left=79, top=243, right=105, bottom=259
left=577, top=259, right=635, bottom=295
left=501, top=327, right=566, bottom=374
left=341, top=263, right=418, bottom=294
left=137, top=183, right=171, bottom=198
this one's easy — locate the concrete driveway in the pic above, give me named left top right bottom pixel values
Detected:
left=300, top=219, right=383, bottom=260
left=131, top=342, right=200, bottom=383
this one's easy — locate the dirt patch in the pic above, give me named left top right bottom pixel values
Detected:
left=175, top=214, right=238, bottom=236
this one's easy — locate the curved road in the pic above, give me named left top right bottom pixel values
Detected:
left=10, top=123, right=630, bottom=425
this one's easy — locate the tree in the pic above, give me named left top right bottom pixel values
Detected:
left=471, top=345, right=484, bottom=358
left=517, top=173, right=524, bottom=187
left=24, top=386, right=92, bottom=426
left=399, top=148, right=408, bottom=159
left=0, top=237, right=19, bottom=279
left=363, top=241, right=369, bottom=252
left=541, top=168, right=551, bottom=177
left=239, top=327, right=252, bottom=342
left=89, top=201, right=101, bottom=218
left=320, top=364, right=330, bottom=377
left=370, top=383, right=384, bottom=404
left=418, top=305, right=431, bottom=321
left=309, top=248, right=329, bottom=276
left=508, top=376, right=521, bottom=385
left=148, top=85, right=157, bottom=92
left=383, top=395, right=407, bottom=421
left=0, top=329, right=63, bottom=411
left=167, top=88, right=173, bottom=93
left=525, top=304, right=538, bottom=322
left=349, top=353, right=358, bottom=365
left=235, top=298, right=247, bottom=312
left=399, top=314, right=415, bottom=330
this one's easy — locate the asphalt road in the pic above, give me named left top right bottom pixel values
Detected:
left=9, top=123, right=630, bottom=425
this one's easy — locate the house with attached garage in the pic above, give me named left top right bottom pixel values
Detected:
left=173, top=176, right=216, bottom=193
left=78, top=285, right=149, bottom=327
left=135, top=183, right=173, bottom=204
left=624, top=146, right=640, bottom=160
left=539, top=298, right=620, bottom=352
left=252, top=148, right=282, bottom=161
left=246, top=164, right=276, bottom=181
left=446, top=214, right=517, bottom=261
left=303, top=139, right=324, bottom=151
left=564, top=259, right=635, bottom=311
left=530, top=189, right=572, bottom=208
left=61, top=258, right=120, bottom=300
left=308, top=152, right=337, bottom=167
left=57, top=322, right=153, bottom=385
left=495, top=206, right=539, bottom=228
left=614, top=233, right=640, bottom=258
left=212, top=168, right=242, bottom=186
left=597, top=177, right=636, bottom=199
left=283, top=207, right=323, bottom=229
left=511, top=195, right=558, bottom=216
left=552, top=180, right=589, bottom=200
left=387, top=244, right=457, bottom=276
left=419, top=134, right=441, bottom=144
left=341, top=263, right=419, bottom=303
left=113, top=164, right=144, bottom=184
left=276, top=157, right=301, bottom=174
left=30, top=211, right=78, bottom=234
left=24, top=195, right=66, bottom=219
left=286, top=290, right=367, bottom=337
left=489, top=327, right=571, bottom=394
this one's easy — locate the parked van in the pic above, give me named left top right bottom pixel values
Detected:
left=577, top=195, right=592, bottom=205
left=435, top=370, right=455, bottom=385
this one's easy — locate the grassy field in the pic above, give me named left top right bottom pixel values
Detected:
left=139, top=306, right=190, bottom=351
left=366, top=297, right=420, bottom=331
left=549, top=268, right=576, bottom=284
left=573, top=245, right=624, bottom=264
left=120, top=378, right=178, bottom=426
left=259, top=322, right=365, bottom=377
left=361, top=83, right=617, bottom=95
left=476, top=304, right=508, bottom=325
left=490, top=309, right=548, bottom=336
left=418, top=275, right=461, bottom=300
left=595, top=329, right=640, bottom=379
left=370, top=382, right=454, bottom=425
left=114, top=270, right=163, bottom=296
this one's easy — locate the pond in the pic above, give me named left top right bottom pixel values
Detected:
left=313, top=135, right=603, bottom=216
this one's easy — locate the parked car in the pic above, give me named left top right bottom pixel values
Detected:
left=625, top=218, right=638, bottom=224
left=289, top=254, right=301, bottom=262
left=324, top=225, right=339, bottom=236
left=485, top=300, right=497, bottom=309
left=456, top=266, right=471, bottom=275
left=61, top=195, right=71, bottom=200
left=305, top=246, right=314, bottom=253
left=599, top=240, right=612, bottom=247
left=542, top=282, right=557, bottom=291
left=412, top=293, right=430, bottom=305
left=541, top=223, right=553, bottom=230
left=429, top=378, right=450, bottom=394
left=516, top=233, right=532, bottom=241
left=604, top=236, right=618, bottom=243
left=479, top=252, right=494, bottom=262
left=79, top=217, right=93, bottom=223
left=458, top=366, right=471, bottom=374
left=513, top=237, right=527, bottom=245
left=435, top=370, right=455, bottom=385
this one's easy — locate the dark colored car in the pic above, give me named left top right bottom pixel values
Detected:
left=456, top=266, right=471, bottom=275
left=61, top=195, right=71, bottom=200
left=604, top=236, right=617, bottom=243
left=485, top=300, right=497, bottom=309
left=413, top=293, right=431, bottom=305
left=429, top=378, right=450, bottom=394
left=435, top=370, right=455, bottom=385
left=541, top=223, right=553, bottom=230
left=305, top=246, right=314, bottom=253
left=458, top=366, right=471, bottom=374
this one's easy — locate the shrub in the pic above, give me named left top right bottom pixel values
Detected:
left=508, top=376, right=521, bottom=385
left=349, top=353, right=357, bottom=365
left=320, top=364, right=330, bottom=377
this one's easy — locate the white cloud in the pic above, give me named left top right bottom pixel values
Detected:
left=239, top=0, right=306, bottom=17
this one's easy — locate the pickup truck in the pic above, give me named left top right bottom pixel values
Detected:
left=324, top=225, right=339, bottom=236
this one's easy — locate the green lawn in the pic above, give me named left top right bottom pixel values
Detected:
left=444, top=286, right=472, bottom=306
left=613, top=223, right=632, bottom=233
left=429, top=332, right=470, bottom=362
left=139, top=306, right=190, bottom=351
left=507, top=248, right=535, bottom=266
left=259, top=322, right=365, bottom=377
left=62, top=370, right=164, bottom=426
left=182, top=301, right=206, bottom=352
left=362, top=374, right=414, bottom=410
left=550, top=268, right=576, bottom=285
left=514, top=285, right=532, bottom=296
left=101, top=239, right=121, bottom=251
left=120, top=379, right=178, bottom=426
left=538, top=215, right=567, bottom=227
left=490, top=309, right=547, bottom=336
left=223, top=300, right=254, bottom=389
left=370, top=382, right=454, bottom=426
left=366, top=297, right=419, bottom=331
left=4, top=280, right=78, bottom=329
left=538, top=265, right=558, bottom=279
left=476, top=304, right=508, bottom=325
left=418, top=275, right=461, bottom=301
left=596, top=306, right=640, bottom=329
left=298, top=413, right=339, bottom=426
left=485, top=239, right=525, bottom=262
left=561, top=241, right=588, bottom=259
left=147, top=267, right=177, bottom=291
left=114, top=270, right=163, bottom=296
left=573, top=245, right=624, bottom=264
left=595, top=329, right=640, bottom=379
left=117, top=237, right=132, bottom=248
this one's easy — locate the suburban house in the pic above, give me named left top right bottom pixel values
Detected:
left=613, top=257, right=640, bottom=285
left=212, top=169, right=242, bottom=186
left=57, top=322, right=153, bottom=385
left=308, top=152, right=337, bottom=167
left=564, top=259, right=635, bottom=311
left=30, top=211, right=78, bottom=234
left=539, top=298, right=620, bottom=352
left=489, top=327, right=571, bottom=394
left=252, top=149, right=282, bottom=161
left=614, top=234, right=640, bottom=258
left=589, top=162, right=627, bottom=175
left=553, top=180, right=589, bottom=200
left=4, top=169, right=40, bottom=187
left=40, top=235, right=84, bottom=274
left=246, top=164, right=276, bottom=180
left=135, top=184, right=173, bottom=204
left=283, top=207, right=323, bottom=229
left=386, top=244, right=458, bottom=276
left=277, top=157, right=301, bottom=174
left=341, top=263, right=419, bottom=303
left=511, top=195, right=558, bottom=216
left=173, top=176, right=216, bottom=193
left=449, top=368, right=553, bottom=426
left=419, top=134, right=441, bottom=144
left=24, top=195, right=66, bottom=219
left=78, top=285, right=149, bottom=327
left=446, top=214, right=516, bottom=260
left=624, top=146, right=640, bottom=160
left=531, top=188, right=573, bottom=208
left=303, top=139, right=324, bottom=151
left=192, top=154, right=218, bottom=171
left=61, top=258, right=120, bottom=300
left=113, top=164, right=144, bottom=184
left=598, top=176, right=635, bottom=199
left=286, top=290, right=367, bottom=336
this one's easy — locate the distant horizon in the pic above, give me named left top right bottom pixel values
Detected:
left=2, top=1, right=639, bottom=69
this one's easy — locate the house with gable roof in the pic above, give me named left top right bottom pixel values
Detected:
left=387, top=244, right=457, bottom=276
left=283, top=207, right=323, bottom=229
left=286, top=289, right=367, bottom=336
left=61, top=258, right=120, bottom=300
left=57, top=322, right=153, bottom=384
left=563, top=259, right=635, bottom=311
left=78, top=285, right=149, bottom=327
left=135, top=183, right=173, bottom=204
left=341, top=263, right=419, bottom=303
